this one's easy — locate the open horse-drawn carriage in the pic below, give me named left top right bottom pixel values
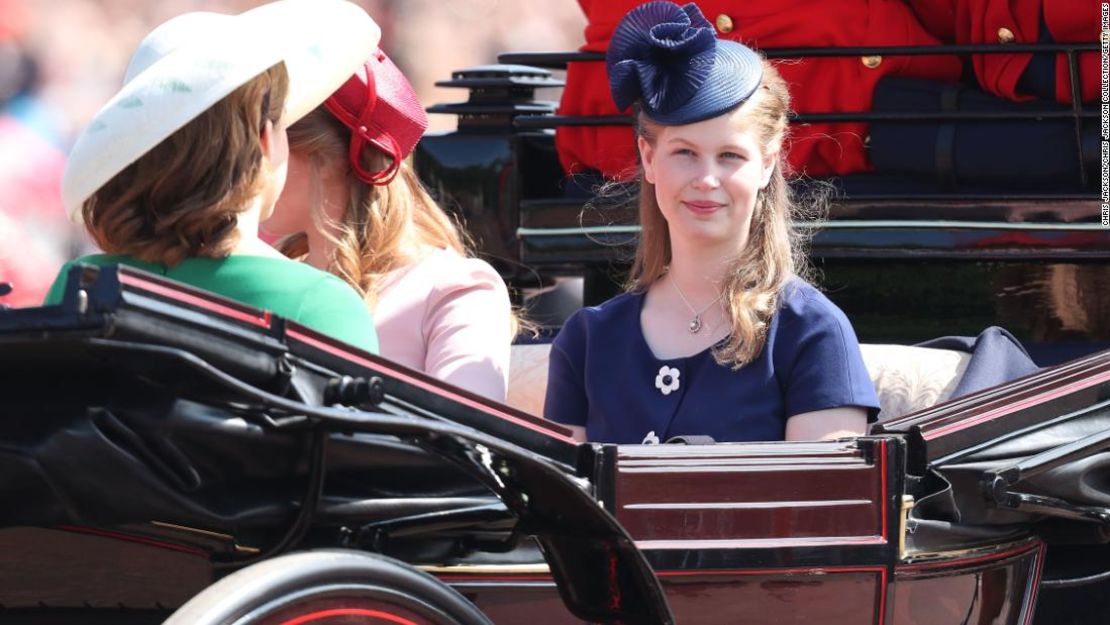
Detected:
left=1, top=259, right=1109, bottom=625
left=1, top=23, right=1108, bottom=625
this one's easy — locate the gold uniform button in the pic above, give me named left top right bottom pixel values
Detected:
left=861, top=55, right=883, bottom=69
left=997, top=27, right=1016, bottom=43
left=715, top=14, right=734, bottom=34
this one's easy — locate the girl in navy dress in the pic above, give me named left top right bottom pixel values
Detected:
left=544, top=1, right=880, bottom=444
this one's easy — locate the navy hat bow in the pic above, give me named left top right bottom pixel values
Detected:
left=606, top=2, right=763, bottom=125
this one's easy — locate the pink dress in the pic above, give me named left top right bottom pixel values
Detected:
left=374, top=248, right=512, bottom=402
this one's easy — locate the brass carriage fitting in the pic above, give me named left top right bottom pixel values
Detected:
left=899, top=495, right=914, bottom=560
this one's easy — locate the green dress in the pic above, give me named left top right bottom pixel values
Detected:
left=45, top=254, right=379, bottom=354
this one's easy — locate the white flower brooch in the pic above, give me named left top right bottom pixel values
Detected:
left=655, top=365, right=680, bottom=396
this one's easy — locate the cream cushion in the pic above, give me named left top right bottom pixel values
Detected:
left=506, top=343, right=970, bottom=423
left=859, top=344, right=969, bottom=421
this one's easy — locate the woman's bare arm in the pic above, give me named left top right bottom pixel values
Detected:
left=784, top=407, right=869, bottom=441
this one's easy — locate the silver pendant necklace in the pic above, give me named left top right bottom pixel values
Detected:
left=669, top=274, right=724, bottom=334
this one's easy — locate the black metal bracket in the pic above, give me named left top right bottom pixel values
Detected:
left=981, top=428, right=1110, bottom=524
left=350, top=501, right=513, bottom=551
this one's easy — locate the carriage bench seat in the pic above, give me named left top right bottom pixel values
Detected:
left=506, top=343, right=970, bottom=425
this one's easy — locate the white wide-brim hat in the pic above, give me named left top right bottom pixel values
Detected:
left=61, top=0, right=381, bottom=222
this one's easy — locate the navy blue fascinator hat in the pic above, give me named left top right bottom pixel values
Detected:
left=607, top=1, right=763, bottom=125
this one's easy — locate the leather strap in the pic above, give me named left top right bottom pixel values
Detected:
left=665, top=434, right=717, bottom=445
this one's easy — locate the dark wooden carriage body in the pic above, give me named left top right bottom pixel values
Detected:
left=1, top=265, right=1108, bottom=625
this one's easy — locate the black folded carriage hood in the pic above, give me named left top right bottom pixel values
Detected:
left=0, top=264, right=675, bottom=625
left=874, top=349, right=1110, bottom=552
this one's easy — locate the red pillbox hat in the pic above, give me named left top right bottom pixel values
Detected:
left=324, top=49, right=428, bottom=185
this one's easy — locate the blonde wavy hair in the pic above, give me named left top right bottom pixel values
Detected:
left=276, top=108, right=470, bottom=310
left=626, top=60, right=815, bottom=369
left=82, top=63, right=289, bottom=265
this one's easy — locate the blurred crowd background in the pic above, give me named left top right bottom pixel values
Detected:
left=0, top=0, right=584, bottom=307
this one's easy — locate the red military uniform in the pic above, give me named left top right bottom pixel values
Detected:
left=556, top=0, right=962, bottom=179
left=908, top=0, right=1100, bottom=103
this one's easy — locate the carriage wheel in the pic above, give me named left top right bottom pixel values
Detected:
left=163, top=550, right=493, bottom=625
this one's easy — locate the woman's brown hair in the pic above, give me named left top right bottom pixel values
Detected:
left=276, top=108, right=469, bottom=309
left=278, top=108, right=533, bottom=336
left=81, top=62, right=289, bottom=265
left=625, top=59, right=815, bottom=368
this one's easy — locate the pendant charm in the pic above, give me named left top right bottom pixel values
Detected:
left=688, top=316, right=702, bottom=334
